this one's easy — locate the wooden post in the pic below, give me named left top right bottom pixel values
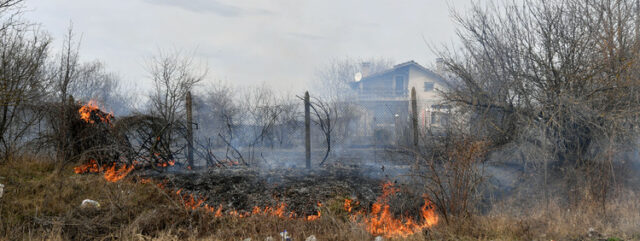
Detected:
left=411, top=87, right=419, bottom=150
left=186, top=91, right=194, bottom=168
left=304, top=91, right=311, bottom=169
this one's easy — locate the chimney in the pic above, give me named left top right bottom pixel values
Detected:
left=435, top=58, right=445, bottom=74
left=361, top=62, right=371, bottom=77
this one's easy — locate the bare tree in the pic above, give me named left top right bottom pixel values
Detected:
left=46, top=26, right=127, bottom=168
left=193, top=81, right=241, bottom=165
left=307, top=97, right=337, bottom=166
left=439, top=0, right=640, bottom=207
left=0, top=8, right=49, bottom=160
left=0, top=0, right=23, bottom=32
left=314, top=57, right=393, bottom=101
left=236, top=84, right=285, bottom=165
left=273, top=96, right=301, bottom=148
left=68, top=61, right=123, bottom=108
left=146, top=49, right=206, bottom=166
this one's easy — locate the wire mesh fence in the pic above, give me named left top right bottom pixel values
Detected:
left=186, top=91, right=451, bottom=168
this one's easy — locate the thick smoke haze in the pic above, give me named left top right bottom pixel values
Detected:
left=22, top=0, right=471, bottom=94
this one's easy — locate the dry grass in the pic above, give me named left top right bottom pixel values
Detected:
left=1, top=156, right=639, bottom=241
left=448, top=192, right=640, bottom=241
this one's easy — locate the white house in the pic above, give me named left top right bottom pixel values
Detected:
left=350, top=60, right=450, bottom=142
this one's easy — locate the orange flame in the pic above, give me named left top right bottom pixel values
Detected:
left=203, top=204, right=223, bottom=217
left=360, top=182, right=438, bottom=238
left=170, top=192, right=327, bottom=221
left=306, top=202, right=323, bottom=221
left=74, top=159, right=134, bottom=183
left=216, top=159, right=241, bottom=167
left=157, top=160, right=175, bottom=167
left=78, top=100, right=113, bottom=124
left=103, top=163, right=134, bottom=182
left=181, top=192, right=206, bottom=210
left=143, top=179, right=437, bottom=237
left=73, top=159, right=101, bottom=174
left=344, top=198, right=361, bottom=213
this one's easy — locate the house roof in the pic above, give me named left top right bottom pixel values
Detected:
left=358, top=60, right=448, bottom=86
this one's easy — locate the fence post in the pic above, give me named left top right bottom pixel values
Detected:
left=411, top=87, right=419, bottom=150
left=304, top=91, right=311, bottom=169
left=186, top=91, right=194, bottom=168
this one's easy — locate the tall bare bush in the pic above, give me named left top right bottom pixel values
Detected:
left=0, top=1, right=49, bottom=160
left=439, top=0, right=640, bottom=207
left=418, top=132, right=488, bottom=225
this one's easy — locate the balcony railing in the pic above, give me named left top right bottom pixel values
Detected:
left=355, top=89, right=408, bottom=101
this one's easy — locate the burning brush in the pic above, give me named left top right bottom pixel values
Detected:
left=346, top=182, right=439, bottom=238
left=78, top=100, right=113, bottom=125
left=73, top=100, right=135, bottom=182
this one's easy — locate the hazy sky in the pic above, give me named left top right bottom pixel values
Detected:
left=23, top=0, right=472, bottom=93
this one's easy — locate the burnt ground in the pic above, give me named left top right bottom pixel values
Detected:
left=140, top=163, right=425, bottom=216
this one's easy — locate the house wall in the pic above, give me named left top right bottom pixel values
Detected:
left=353, top=63, right=451, bottom=140
left=361, top=69, right=409, bottom=93
left=362, top=75, right=390, bottom=90
left=407, top=66, right=447, bottom=127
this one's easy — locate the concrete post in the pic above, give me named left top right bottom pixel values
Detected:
left=186, top=91, right=194, bottom=168
left=305, top=91, right=311, bottom=169
left=411, top=87, right=419, bottom=150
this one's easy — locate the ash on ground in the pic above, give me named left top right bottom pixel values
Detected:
left=142, top=163, right=421, bottom=216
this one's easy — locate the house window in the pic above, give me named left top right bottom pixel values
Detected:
left=394, top=76, right=405, bottom=89
left=394, top=76, right=405, bottom=94
left=423, top=82, right=434, bottom=92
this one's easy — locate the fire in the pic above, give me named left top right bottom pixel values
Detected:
left=358, top=182, right=438, bottom=238
left=249, top=202, right=287, bottom=217
left=306, top=202, right=323, bottom=221
left=74, top=159, right=101, bottom=174
left=103, top=163, right=134, bottom=182
left=139, top=179, right=437, bottom=238
left=179, top=192, right=206, bottom=210
left=78, top=100, right=113, bottom=124
left=157, top=160, right=175, bottom=167
left=203, top=204, right=224, bottom=217
left=215, top=159, right=241, bottom=168
left=74, top=159, right=134, bottom=183
left=344, top=198, right=364, bottom=214
left=168, top=189, right=325, bottom=221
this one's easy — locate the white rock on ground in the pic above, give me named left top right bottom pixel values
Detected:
left=242, top=238, right=251, bottom=241
left=264, top=237, right=274, bottom=241
left=374, top=236, right=384, bottom=241
left=279, top=230, right=291, bottom=241
left=80, top=199, right=100, bottom=209
left=305, top=235, right=317, bottom=241
left=0, top=183, right=4, bottom=199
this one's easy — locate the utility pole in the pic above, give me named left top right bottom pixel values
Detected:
left=186, top=91, right=194, bottom=169
left=305, top=91, right=311, bottom=169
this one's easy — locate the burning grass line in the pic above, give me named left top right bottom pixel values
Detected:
left=73, top=160, right=136, bottom=183
left=145, top=178, right=438, bottom=239
left=74, top=164, right=441, bottom=239
left=163, top=184, right=324, bottom=221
